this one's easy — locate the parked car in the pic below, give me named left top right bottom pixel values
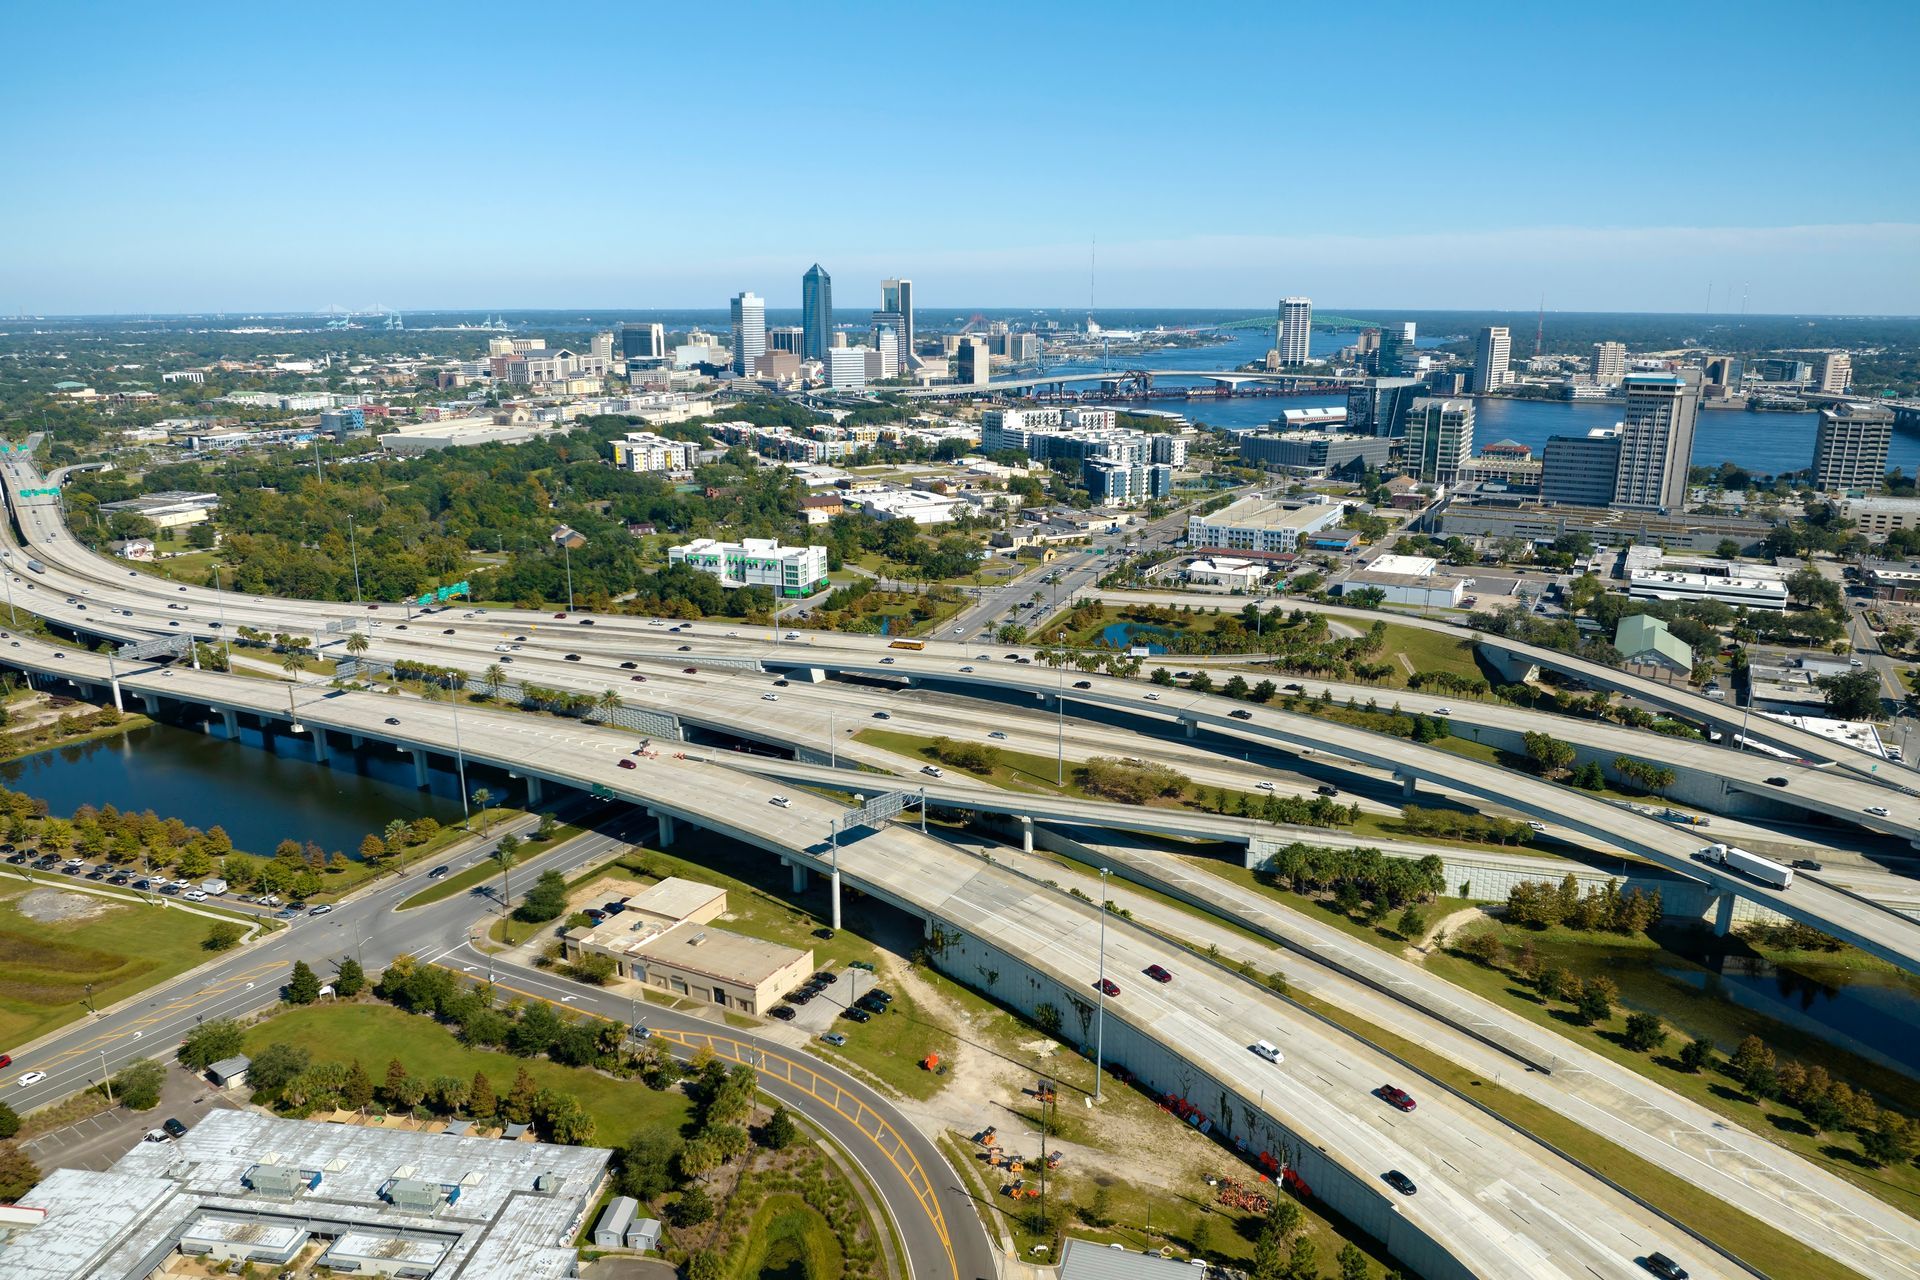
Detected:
left=821, top=1032, right=848, bottom=1046
left=770, top=1006, right=796, bottom=1021
left=163, top=1117, right=188, bottom=1138
left=842, top=1007, right=871, bottom=1023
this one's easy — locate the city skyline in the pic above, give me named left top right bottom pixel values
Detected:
left=2, top=5, right=1916, bottom=313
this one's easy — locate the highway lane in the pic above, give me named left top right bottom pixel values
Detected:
left=0, top=636, right=1738, bottom=1280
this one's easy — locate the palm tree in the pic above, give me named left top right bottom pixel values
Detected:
left=596, top=689, right=622, bottom=720
left=482, top=663, right=507, bottom=698
left=345, top=631, right=370, bottom=658
left=471, top=788, right=493, bottom=832
left=281, top=652, right=303, bottom=680
left=492, top=835, right=520, bottom=938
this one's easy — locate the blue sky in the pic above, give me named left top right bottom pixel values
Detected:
left=4, top=1, right=1915, bottom=314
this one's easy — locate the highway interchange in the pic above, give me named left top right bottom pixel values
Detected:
left=2, top=458, right=1919, bottom=1276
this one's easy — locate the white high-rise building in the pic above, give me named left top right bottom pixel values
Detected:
left=874, top=327, right=899, bottom=379
left=1277, top=297, right=1312, bottom=365
left=730, top=291, right=765, bottom=377
left=1405, top=398, right=1475, bottom=485
left=1612, top=371, right=1701, bottom=511
left=1590, top=341, right=1627, bottom=385
left=1818, top=351, right=1853, bottom=394
left=827, top=347, right=868, bottom=391
left=1472, top=326, right=1511, bottom=394
left=881, top=278, right=914, bottom=364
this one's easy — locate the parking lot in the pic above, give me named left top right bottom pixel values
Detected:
left=776, top=967, right=882, bottom=1039
left=22, top=1063, right=244, bottom=1174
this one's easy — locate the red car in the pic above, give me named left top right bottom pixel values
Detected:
left=1095, top=978, right=1120, bottom=997
left=553, top=612, right=568, bottom=619
left=1144, top=964, right=1173, bottom=984
left=682, top=667, right=698, bottom=674
left=617, top=759, right=637, bottom=770
left=1375, top=1085, right=1416, bottom=1112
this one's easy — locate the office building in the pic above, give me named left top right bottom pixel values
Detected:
left=1841, top=495, right=1920, bottom=542
left=1007, top=331, right=1039, bottom=363
left=1404, top=397, right=1474, bottom=485
left=1277, top=296, right=1312, bottom=364
left=1472, top=326, right=1511, bottom=394
left=827, top=347, right=868, bottom=392
left=1612, top=371, right=1701, bottom=510
left=1818, top=351, right=1853, bottom=394
left=1438, top=498, right=1768, bottom=553
left=1628, top=568, right=1788, bottom=611
left=3, top=1110, right=609, bottom=1280
left=1187, top=495, right=1344, bottom=553
left=1338, top=553, right=1468, bottom=609
left=318, top=407, right=363, bottom=436
left=1083, top=458, right=1173, bottom=506
left=874, top=326, right=899, bottom=379
left=954, top=336, right=990, bottom=386
left=1346, top=376, right=1419, bottom=438
left=767, top=325, right=805, bottom=355
left=1238, top=431, right=1394, bottom=478
left=881, top=277, right=914, bottom=361
left=1812, top=402, right=1894, bottom=492
left=1755, top=357, right=1812, bottom=384
left=730, top=290, right=765, bottom=376
left=622, top=321, right=668, bottom=363
left=1590, top=341, right=1627, bottom=385
left=564, top=877, right=813, bottom=1015
left=1541, top=427, right=1622, bottom=506
left=1703, top=355, right=1741, bottom=396
left=801, top=264, right=832, bottom=360
left=669, top=536, right=829, bottom=597
left=1377, top=322, right=1416, bottom=376
left=611, top=431, right=700, bottom=474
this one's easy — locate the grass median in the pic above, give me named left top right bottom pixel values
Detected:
left=394, top=814, right=579, bottom=910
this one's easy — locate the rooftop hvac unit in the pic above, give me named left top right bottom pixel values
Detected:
left=386, top=1178, right=446, bottom=1212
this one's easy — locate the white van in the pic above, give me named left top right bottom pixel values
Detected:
left=1250, top=1040, right=1283, bottom=1063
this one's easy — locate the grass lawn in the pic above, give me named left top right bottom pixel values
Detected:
left=1376, top=622, right=1483, bottom=683
left=242, top=1002, right=692, bottom=1146
left=1296, top=991, right=1864, bottom=1280
left=0, top=712, right=152, bottom=766
left=132, top=549, right=223, bottom=586
left=1425, top=920, right=1920, bottom=1217
left=0, top=884, right=224, bottom=1047
left=389, top=810, right=587, bottom=909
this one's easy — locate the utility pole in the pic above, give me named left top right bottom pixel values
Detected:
left=346, top=514, right=362, bottom=604
left=1094, top=867, right=1109, bottom=1102
left=100, top=1049, right=113, bottom=1104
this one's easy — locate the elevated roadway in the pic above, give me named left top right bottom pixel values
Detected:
left=0, top=632, right=1756, bottom=1280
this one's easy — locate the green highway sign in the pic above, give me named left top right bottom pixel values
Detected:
left=19, top=486, right=58, bottom=498
left=589, top=783, right=615, bottom=800
left=411, top=579, right=470, bottom=607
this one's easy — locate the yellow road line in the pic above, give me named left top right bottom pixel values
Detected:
left=433, top=964, right=959, bottom=1280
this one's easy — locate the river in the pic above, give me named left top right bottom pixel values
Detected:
left=1030, top=325, right=1915, bottom=477
left=0, top=720, right=469, bottom=856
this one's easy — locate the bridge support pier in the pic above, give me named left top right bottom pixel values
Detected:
left=138, top=693, right=160, bottom=715
left=789, top=861, right=808, bottom=893
left=526, top=776, right=544, bottom=806
left=1019, top=815, right=1034, bottom=854
left=651, top=810, right=677, bottom=845
left=1398, top=773, right=1418, bottom=799
left=311, top=729, right=329, bottom=764
left=107, top=676, right=123, bottom=714
left=1712, top=892, right=1737, bottom=937
left=1182, top=719, right=1197, bottom=740
left=219, top=709, right=239, bottom=738
left=350, top=734, right=364, bottom=749
left=410, top=748, right=430, bottom=790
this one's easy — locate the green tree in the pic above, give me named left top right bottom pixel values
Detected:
left=0, top=1101, right=17, bottom=1140
left=515, top=869, right=570, bottom=923
left=248, top=1043, right=311, bottom=1099
left=341, top=1060, right=374, bottom=1112
left=1817, top=669, right=1883, bottom=720
left=1189, top=1214, right=1213, bottom=1262
left=286, top=959, right=323, bottom=1005
left=761, top=1104, right=797, bottom=1150
left=674, top=1183, right=715, bottom=1226
left=111, top=1058, right=167, bottom=1110
left=503, top=1066, right=538, bottom=1124
left=687, top=1248, right=724, bottom=1280
left=203, top=920, right=245, bottom=951
left=0, top=1141, right=41, bottom=1201
left=1337, top=1242, right=1369, bottom=1280
left=619, top=1130, right=682, bottom=1200
left=1285, top=1236, right=1317, bottom=1279
left=468, top=1071, right=497, bottom=1123
left=335, top=957, right=366, bottom=997
left=1677, top=1037, right=1714, bottom=1073
left=1730, top=1034, right=1779, bottom=1097
left=180, top=1019, right=246, bottom=1070
left=1622, top=1012, right=1669, bottom=1053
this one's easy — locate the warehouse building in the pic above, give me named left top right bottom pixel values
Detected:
left=0, top=1110, right=610, bottom=1280
left=1335, top=553, right=1467, bottom=608
left=1187, top=495, right=1344, bottom=554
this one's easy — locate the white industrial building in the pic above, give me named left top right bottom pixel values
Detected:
left=1337, top=553, right=1469, bottom=608
left=1186, top=495, right=1344, bottom=553
left=0, top=1110, right=609, bottom=1280
left=1627, top=569, right=1789, bottom=610
left=97, top=491, right=219, bottom=530
left=669, top=536, right=830, bottom=598
left=852, top=488, right=964, bottom=525
left=1185, top=557, right=1270, bottom=589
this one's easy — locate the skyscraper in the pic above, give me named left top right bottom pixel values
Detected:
left=1818, top=351, right=1853, bottom=394
left=881, top=278, right=914, bottom=363
left=801, top=265, right=832, bottom=361
left=1346, top=377, right=1419, bottom=438
left=621, top=322, right=667, bottom=363
left=1404, top=398, right=1474, bottom=485
left=1612, top=371, right=1701, bottom=510
left=1590, top=341, right=1627, bottom=386
left=1472, top=327, right=1511, bottom=394
left=1277, top=297, right=1312, bottom=365
left=730, top=291, right=765, bottom=376
left=954, top=336, right=989, bottom=387
left=1377, top=322, right=1416, bottom=375
left=1812, top=402, right=1893, bottom=492
left=1542, top=427, right=1624, bottom=507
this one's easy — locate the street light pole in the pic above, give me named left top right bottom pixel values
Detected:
left=562, top=542, right=575, bottom=612
left=100, top=1049, right=112, bottom=1104
left=1055, top=630, right=1067, bottom=785
left=346, top=514, right=362, bottom=604
left=0, top=564, right=16, bottom=626
left=1093, top=867, right=1109, bottom=1103
left=448, top=687, right=471, bottom=829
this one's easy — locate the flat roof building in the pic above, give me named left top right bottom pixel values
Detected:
left=97, top=490, right=219, bottom=529
left=1613, top=371, right=1700, bottom=511
left=1542, top=426, right=1622, bottom=507
left=1338, top=553, right=1467, bottom=608
left=0, top=1110, right=609, bottom=1280
left=1842, top=496, right=1920, bottom=543
left=1188, top=495, right=1344, bottom=554
left=1237, top=431, right=1393, bottom=478
left=669, top=537, right=829, bottom=598
left=1628, top=569, right=1788, bottom=611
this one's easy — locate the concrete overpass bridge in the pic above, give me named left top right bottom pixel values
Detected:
left=903, top=367, right=1358, bottom=400
left=0, top=634, right=1748, bottom=1280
